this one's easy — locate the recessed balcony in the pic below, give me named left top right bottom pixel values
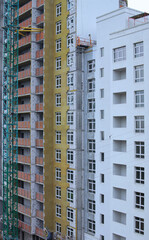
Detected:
left=18, top=69, right=31, bottom=80
left=18, top=138, right=30, bottom=147
left=19, top=52, right=31, bottom=64
left=18, top=171, right=31, bottom=182
left=36, top=192, right=44, bottom=202
left=36, top=157, right=43, bottom=166
left=18, top=121, right=30, bottom=129
left=19, top=1, right=32, bottom=16
left=18, top=104, right=31, bottom=113
left=19, top=17, right=31, bottom=28
left=19, top=35, right=31, bottom=48
left=18, top=155, right=31, bottom=164
left=36, top=32, right=44, bottom=42
left=19, top=220, right=31, bottom=234
left=36, top=85, right=43, bottom=94
left=36, top=49, right=43, bottom=60
left=36, top=14, right=44, bottom=25
left=18, top=187, right=31, bottom=199
left=36, top=174, right=43, bottom=184
left=36, top=210, right=44, bottom=220
left=36, top=121, right=43, bottom=129
left=18, top=203, right=31, bottom=217
left=35, top=227, right=45, bottom=238
left=36, top=103, right=43, bottom=112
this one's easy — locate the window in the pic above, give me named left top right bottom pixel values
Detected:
left=55, top=149, right=61, bottom=162
left=135, top=116, right=144, bottom=133
left=67, top=188, right=74, bottom=203
left=56, top=222, right=61, bottom=234
left=67, top=92, right=74, bottom=105
left=67, top=150, right=74, bottom=164
left=67, top=169, right=74, bottom=183
left=56, top=3, right=61, bottom=17
left=100, top=89, right=104, bottom=98
left=100, top=194, right=104, bottom=203
left=56, top=75, right=61, bottom=88
left=100, top=47, right=104, bottom=57
left=100, top=110, right=104, bottom=119
left=88, top=119, right=95, bottom=132
left=67, top=16, right=74, bottom=31
left=88, top=60, right=95, bottom=72
left=134, top=217, right=144, bottom=235
left=56, top=186, right=61, bottom=199
left=88, top=160, right=96, bottom=173
left=56, top=39, right=61, bottom=52
left=56, top=21, right=61, bottom=34
left=101, top=174, right=104, bottom=183
left=88, top=219, right=95, bottom=234
left=100, top=235, right=104, bottom=240
left=56, top=131, right=61, bottom=144
left=113, top=46, right=126, bottom=62
left=100, top=152, right=104, bottom=161
left=135, top=167, right=144, bottom=184
left=67, top=111, right=74, bottom=125
left=67, top=34, right=74, bottom=48
left=67, top=53, right=74, bottom=67
left=135, top=65, right=144, bottom=82
left=88, top=179, right=95, bottom=193
left=55, top=112, right=61, bottom=125
left=67, top=131, right=74, bottom=144
left=55, top=168, right=61, bottom=181
left=135, top=192, right=144, bottom=209
left=101, top=214, right=104, bottom=224
left=88, top=200, right=96, bottom=213
left=100, top=68, right=104, bottom=77
left=56, top=205, right=61, bottom=217
left=134, top=42, right=143, bottom=58
left=67, top=0, right=74, bottom=10
left=100, top=131, right=104, bottom=140
left=135, top=90, right=144, bottom=107
left=88, top=79, right=95, bottom=92
left=56, top=57, right=61, bottom=70
left=67, top=208, right=74, bottom=222
left=55, top=94, right=61, bottom=107
left=135, top=142, right=144, bottom=159
left=88, top=99, right=95, bottom=112
left=67, top=73, right=74, bottom=86
left=88, top=139, right=95, bottom=153
left=67, top=227, right=73, bottom=238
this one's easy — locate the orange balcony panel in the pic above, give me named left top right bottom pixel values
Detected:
left=36, top=14, right=44, bottom=25
left=36, top=103, right=43, bottom=112
left=18, top=104, right=31, bottom=112
left=18, top=86, right=31, bottom=96
left=36, top=49, right=43, bottom=59
left=19, top=1, right=32, bottom=16
left=35, top=227, right=45, bottom=238
left=18, top=121, right=30, bottom=129
left=18, top=155, right=31, bottom=164
left=19, top=35, right=31, bottom=48
left=36, top=157, right=43, bottom=165
left=36, top=139, right=43, bottom=147
left=18, top=69, right=31, bottom=80
left=20, top=18, right=32, bottom=28
left=36, top=121, right=43, bottom=129
left=36, top=85, right=43, bottom=94
left=18, top=203, right=31, bottom=216
left=36, top=32, right=44, bottom=42
left=36, top=67, right=43, bottom=77
left=19, top=52, right=31, bottom=63
left=18, top=187, right=31, bottom=199
left=36, top=192, right=43, bottom=202
left=18, top=138, right=30, bottom=146
left=36, top=210, right=43, bottom=220
left=19, top=220, right=31, bottom=234
left=18, top=171, right=31, bottom=182
left=36, top=174, right=43, bottom=184
left=36, top=0, right=44, bottom=8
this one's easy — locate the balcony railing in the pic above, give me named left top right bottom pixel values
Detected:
left=36, top=0, right=44, bottom=8
left=18, top=203, right=31, bottom=216
left=36, top=139, right=43, bottom=148
left=18, top=104, right=31, bottom=112
left=19, top=1, right=32, bottom=16
left=19, top=35, right=31, bottom=48
left=36, top=174, right=43, bottom=184
left=18, top=187, right=31, bottom=199
left=18, top=86, right=31, bottom=96
left=18, top=121, right=30, bottom=129
left=36, top=32, right=44, bottom=42
left=36, top=157, right=43, bottom=165
left=36, top=192, right=44, bottom=202
left=35, top=227, right=45, bottom=238
left=36, top=103, right=43, bottom=112
left=18, top=155, right=31, bottom=164
left=36, top=67, right=43, bottom=77
left=20, top=18, right=32, bottom=28
left=18, top=69, right=31, bottom=80
left=36, top=85, right=43, bottom=94
left=36, top=14, right=44, bottom=25
left=18, top=171, right=31, bottom=182
left=36, top=210, right=44, bottom=220
left=18, top=138, right=30, bottom=147
left=36, top=49, right=43, bottom=59
left=36, top=121, right=43, bottom=129
left=19, top=52, right=31, bottom=63
left=19, top=220, right=31, bottom=234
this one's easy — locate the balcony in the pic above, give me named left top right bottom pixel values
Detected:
left=36, top=32, right=44, bottom=42
left=36, top=139, right=43, bottom=148
left=36, top=210, right=44, bottom=220
left=19, top=52, right=31, bottom=64
left=36, top=121, right=43, bottom=129
left=36, top=0, right=44, bottom=8
left=19, top=1, right=32, bottom=16
left=18, top=171, right=31, bottom=182
left=20, top=18, right=32, bottom=28
left=36, top=49, right=43, bottom=60
left=35, top=227, right=45, bottom=238
left=36, top=85, right=43, bottom=94
left=36, top=174, right=43, bottom=184
left=18, top=121, right=30, bottom=129
left=36, top=103, right=43, bottom=112
left=18, top=86, right=31, bottom=96
left=36, top=14, right=44, bottom=25
left=18, top=69, right=31, bottom=80
left=18, top=104, right=31, bottom=113
left=18, top=203, right=31, bottom=216
left=18, top=155, right=31, bottom=164
left=19, top=220, right=31, bottom=234
left=18, top=187, right=31, bottom=199
left=36, top=157, right=43, bottom=166
left=36, top=67, right=43, bottom=77
left=18, top=138, right=30, bottom=147
left=19, top=35, right=31, bottom=48
left=36, top=192, right=44, bottom=202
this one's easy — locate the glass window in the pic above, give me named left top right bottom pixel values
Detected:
left=88, top=159, right=96, bottom=173
left=56, top=75, right=61, bottom=88
left=55, top=112, right=61, bottom=125
left=67, top=34, right=74, bottom=48
left=88, top=79, right=95, bottom=92
left=88, top=139, right=95, bottom=153
left=67, top=131, right=74, bottom=144
left=135, top=167, right=144, bottom=184
left=100, top=47, right=104, bottom=57
left=67, top=73, right=74, bottom=86
left=56, top=204, right=61, bottom=217
left=67, top=16, right=74, bottom=31
left=56, top=131, right=61, bottom=144
left=56, top=222, right=61, bottom=234
left=56, top=3, right=61, bottom=17
left=56, top=186, right=61, bottom=199
left=67, top=170, right=74, bottom=183
left=56, top=21, right=61, bottom=34
left=88, top=199, right=96, bottom=213
left=88, top=119, right=95, bottom=132
left=113, top=46, right=126, bottom=62
left=67, top=150, right=74, bottom=164
left=55, top=149, right=61, bottom=162
left=134, top=65, right=144, bottom=82
left=67, top=92, right=74, bottom=105
left=67, top=111, right=74, bottom=125
left=134, top=42, right=144, bottom=58
left=88, top=179, right=95, bottom=193
left=56, top=39, right=61, bottom=52
left=56, top=57, right=61, bottom=70
left=135, top=90, right=144, bottom=107
left=67, top=208, right=74, bottom=222
left=88, top=60, right=95, bottom=72
left=88, top=99, right=95, bottom=112
left=55, top=168, right=61, bottom=181
left=88, top=219, right=95, bottom=234
left=67, top=188, right=74, bottom=203
left=135, top=142, right=144, bottom=159
left=135, top=116, right=144, bottom=133
left=55, top=94, right=61, bottom=107
left=134, top=217, right=144, bottom=235
left=135, top=192, right=144, bottom=209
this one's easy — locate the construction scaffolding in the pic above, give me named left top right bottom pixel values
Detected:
left=3, top=0, right=19, bottom=239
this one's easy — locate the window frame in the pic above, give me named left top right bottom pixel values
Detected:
left=67, top=169, right=74, bottom=184
left=56, top=131, right=61, bottom=144
left=67, top=92, right=74, bottom=106
left=55, top=75, right=61, bottom=88
left=88, top=99, right=95, bottom=112
left=134, top=216, right=144, bottom=235
left=88, top=179, right=96, bottom=193
left=88, top=79, right=95, bottom=92
left=56, top=222, right=61, bottom=234
left=56, top=57, right=61, bottom=70
left=135, top=116, right=144, bottom=133
left=55, top=149, right=61, bottom=162
left=88, top=139, right=96, bottom=153
left=67, top=208, right=74, bottom=222
left=56, top=204, right=61, bottom=218
left=67, top=111, right=74, bottom=125
left=135, top=192, right=144, bottom=209
left=67, top=73, right=74, bottom=86
left=56, top=21, right=61, bottom=34
left=55, top=112, right=61, bottom=125
left=67, top=34, right=74, bottom=48
left=135, top=141, right=144, bottom=159
left=56, top=3, right=61, bottom=17
left=88, top=159, right=96, bottom=173
left=55, top=168, right=61, bottom=181
left=56, top=38, right=61, bottom=52
left=67, top=150, right=74, bottom=164
left=55, top=94, right=61, bottom=107
left=135, top=90, right=144, bottom=108
left=134, top=42, right=144, bottom=58
left=134, top=65, right=144, bottom=82
left=88, top=119, right=95, bottom=132
left=56, top=186, right=61, bottom=199
left=88, top=60, right=95, bottom=73
left=88, top=199, right=96, bottom=213
left=135, top=167, right=144, bottom=184
left=113, top=46, right=126, bottom=62
left=67, top=188, right=74, bottom=203
left=88, top=219, right=95, bottom=234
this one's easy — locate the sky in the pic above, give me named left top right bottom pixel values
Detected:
left=128, top=0, right=149, bottom=12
